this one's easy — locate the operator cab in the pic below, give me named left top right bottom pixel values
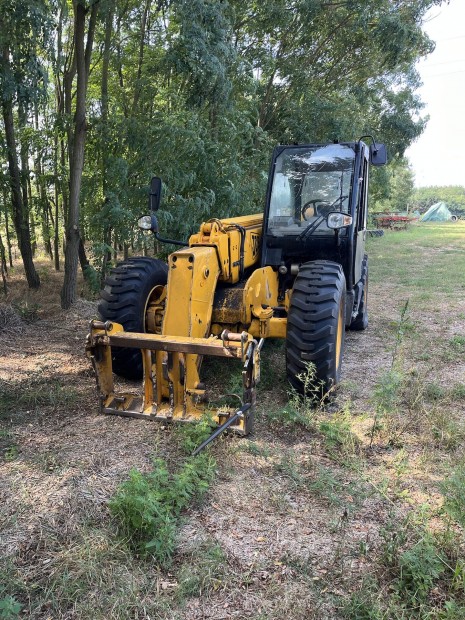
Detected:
left=267, top=143, right=354, bottom=237
left=262, top=139, right=386, bottom=293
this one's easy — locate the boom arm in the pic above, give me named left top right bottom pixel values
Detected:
left=86, top=213, right=266, bottom=434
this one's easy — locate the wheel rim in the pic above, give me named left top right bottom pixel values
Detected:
left=335, top=301, right=344, bottom=370
left=145, top=285, right=166, bottom=333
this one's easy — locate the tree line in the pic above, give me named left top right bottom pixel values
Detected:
left=0, top=0, right=444, bottom=307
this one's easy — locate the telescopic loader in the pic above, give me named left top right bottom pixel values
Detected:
left=86, top=138, right=387, bottom=440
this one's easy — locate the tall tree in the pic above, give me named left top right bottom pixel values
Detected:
left=60, top=0, right=98, bottom=308
left=0, top=1, right=50, bottom=288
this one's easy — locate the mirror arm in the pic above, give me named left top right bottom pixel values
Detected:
left=154, top=232, right=189, bottom=247
left=358, top=134, right=376, bottom=150
left=146, top=179, right=189, bottom=246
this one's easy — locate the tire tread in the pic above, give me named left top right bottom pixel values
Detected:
left=286, top=260, right=346, bottom=394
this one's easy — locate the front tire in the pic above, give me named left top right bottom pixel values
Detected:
left=98, top=257, right=168, bottom=380
left=286, top=261, right=346, bottom=395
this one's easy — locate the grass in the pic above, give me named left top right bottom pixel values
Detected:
left=0, top=530, right=176, bottom=619
left=368, top=222, right=465, bottom=299
left=2, top=222, right=465, bottom=618
left=176, top=541, right=227, bottom=599
left=0, top=374, right=78, bottom=421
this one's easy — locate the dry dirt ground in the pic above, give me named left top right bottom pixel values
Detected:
left=1, top=223, right=465, bottom=619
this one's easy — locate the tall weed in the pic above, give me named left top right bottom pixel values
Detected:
left=440, top=464, right=465, bottom=529
left=110, top=420, right=216, bottom=565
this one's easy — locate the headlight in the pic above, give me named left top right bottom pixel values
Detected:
left=327, top=212, right=352, bottom=229
left=138, top=215, right=153, bottom=230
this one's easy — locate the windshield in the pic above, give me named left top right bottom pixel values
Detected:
left=267, top=144, right=355, bottom=237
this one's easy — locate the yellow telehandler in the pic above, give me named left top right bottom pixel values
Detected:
left=87, top=138, right=386, bottom=441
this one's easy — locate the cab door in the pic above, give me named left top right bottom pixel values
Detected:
left=353, top=155, right=369, bottom=283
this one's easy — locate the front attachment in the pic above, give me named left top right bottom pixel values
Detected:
left=86, top=321, right=261, bottom=435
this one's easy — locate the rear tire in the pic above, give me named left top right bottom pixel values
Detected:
left=286, top=261, right=346, bottom=395
left=350, top=254, right=368, bottom=331
left=98, top=257, right=168, bottom=380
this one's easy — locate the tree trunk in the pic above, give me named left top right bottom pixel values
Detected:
left=0, top=233, right=7, bottom=294
left=131, top=0, right=150, bottom=115
left=113, top=233, right=118, bottom=262
left=100, top=2, right=115, bottom=284
left=1, top=47, right=40, bottom=289
left=34, top=102, right=53, bottom=262
left=78, top=236, right=90, bottom=275
left=60, top=0, right=97, bottom=309
left=30, top=208, right=37, bottom=257
left=2, top=191, right=13, bottom=268
left=54, top=135, right=61, bottom=271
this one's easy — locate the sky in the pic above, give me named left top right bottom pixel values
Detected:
left=405, top=0, right=465, bottom=188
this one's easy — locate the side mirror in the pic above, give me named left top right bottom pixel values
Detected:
left=149, top=176, right=162, bottom=211
left=370, top=143, right=387, bottom=166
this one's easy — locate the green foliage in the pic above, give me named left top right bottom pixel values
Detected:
left=440, top=465, right=465, bottom=529
left=319, top=410, right=359, bottom=454
left=342, top=583, right=383, bottom=620
left=240, top=441, right=272, bottom=458
left=308, top=465, right=359, bottom=508
left=0, top=0, right=53, bottom=104
left=110, top=420, right=217, bottom=565
left=438, top=600, right=465, bottom=619
left=273, top=451, right=305, bottom=488
left=3, top=444, right=19, bottom=462
left=371, top=158, right=415, bottom=213
left=379, top=515, right=448, bottom=608
left=267, top=400, right=314, bottom=430
left=412, top=186, right=465, bottom=215
left=176, top=542, right=226, bottom=599
left=373, top=369, right=404, bottom=414
left=448, top=336, right=465, bottom=354
left=109, top=462, right=176, bottom=563
left=423, top=381, right=446, bottom=402
left=0, top=596, right=21, bottom=620
left=396, top=536, right=445, bottom=604
left=174, top=414, right=216, bottom=455
left=12, top=300, right=39, bottom=323
left=450, top=383, right=465, bottom=401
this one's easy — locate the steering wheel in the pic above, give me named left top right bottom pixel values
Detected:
left=301, top=196, right=349, bottom=221
left=301, top=199, right=332, bottom=221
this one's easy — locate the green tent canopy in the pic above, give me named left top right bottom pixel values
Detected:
left=420, top=202, right=452, bottom=222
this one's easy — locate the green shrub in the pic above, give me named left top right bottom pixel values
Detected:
left=396, top=536, right=445, bottom=604
left=319, top=410, right=359, bottom=455
left=439, top=600, right=465, bottom=619
left=174, top=414, right=215, bottom=454
left=0, top=596, right=21, bottom=620
left=449, top=336, right=465, bottom=353
left=110, top=425, right=216, bottom=565
left=450, top=383, right=465, bottom=401
left=12, top=301, right=39, bottom=323
left=424, top=382, right=446, bottom=402
left=267, top=400, right=314, bottom=430
left=109, top=462, right=177, bottom=563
